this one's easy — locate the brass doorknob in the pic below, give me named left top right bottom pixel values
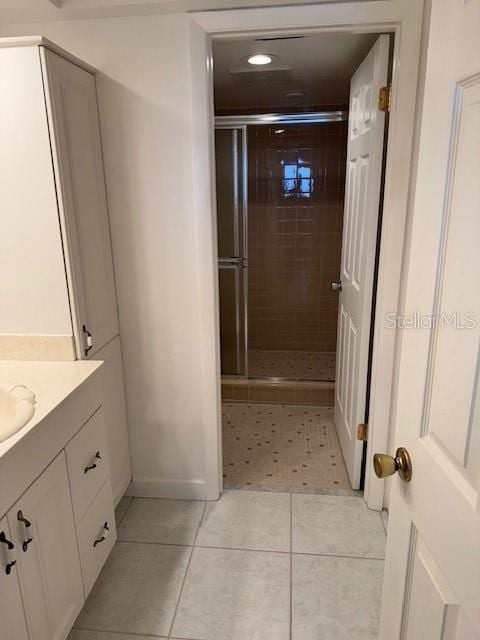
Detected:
left=373, top=447, right=412, bottom=482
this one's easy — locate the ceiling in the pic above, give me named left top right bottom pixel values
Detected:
left=213, top=32, right=379, bottom=112
left=0, top=0, right=370, bottom=26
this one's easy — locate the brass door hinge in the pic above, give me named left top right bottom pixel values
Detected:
left=357, top=423, right=368, bottom=441
left=378, top=85, right=391, bottom=112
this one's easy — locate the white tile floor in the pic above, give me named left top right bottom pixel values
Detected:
left=69, top=490, right=386, bottom=640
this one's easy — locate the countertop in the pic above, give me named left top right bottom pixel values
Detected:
left=0, top=359, right=102, bottom=460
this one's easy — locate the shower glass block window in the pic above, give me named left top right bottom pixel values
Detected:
left=282, top=162, right=313, bottom=199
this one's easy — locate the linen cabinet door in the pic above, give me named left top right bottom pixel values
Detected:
left=41, top=47, right=118, bottom=359
left=8, top=453, right=84, bottom=640
left=0, top=517, right=29, bottom=640
left=93, top=336, right=132, bottom=504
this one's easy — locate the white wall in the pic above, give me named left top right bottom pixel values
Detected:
left=0, top=14, right=215, bottom=498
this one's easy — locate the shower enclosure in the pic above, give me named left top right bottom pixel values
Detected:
left=215, top=111, right=347, bottom=383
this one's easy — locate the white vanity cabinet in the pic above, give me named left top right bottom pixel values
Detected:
left=7, top=453, right=84, bottom=640
left=0, top=517, right=29, bottom=640
left=0, top=369, right=118, bottom=640
left=0, top=37, right=131, bottom=504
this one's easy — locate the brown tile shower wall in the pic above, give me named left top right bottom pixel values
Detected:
left=221, top=381, right=335, bottom=406
left=247, top=122, right=347, bottom=352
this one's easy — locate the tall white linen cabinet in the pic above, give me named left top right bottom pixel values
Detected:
left=0, top=37, right=131, bottom=504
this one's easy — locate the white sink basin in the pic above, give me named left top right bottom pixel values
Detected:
left=0, top=382, right=36, bottom=443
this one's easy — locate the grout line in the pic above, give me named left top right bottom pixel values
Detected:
left=118, top=538, right=290, bottom=554
left=74, top=626, right=167, bottom=638
left=289, top=491, right=293, bottom=640
left=224, top=484, right=360, bottom=497
left=294, top=551, right=386, bottom=561
left=193, top=501, right=208, bottom=546
left=167, top=501, right=207, bottom=638
left=194, top=544, right=290, bottom=555
left=117, top=539, right=194, bottom=549
left=113, top=537, right=382, bottom=561
left=223, top=485, right=360, bottom=498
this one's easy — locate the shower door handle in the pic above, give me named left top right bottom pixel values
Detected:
left=219, top=257, right=247, bottom=269
left=331, top=280, right=343, bottom=291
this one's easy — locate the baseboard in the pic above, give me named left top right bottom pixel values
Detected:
left=126, top=477, right=206, bottom=500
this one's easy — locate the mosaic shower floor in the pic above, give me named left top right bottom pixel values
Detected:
left=222, top=402, right=352, bottom=492
left=248, top=349, right=336, bottom=381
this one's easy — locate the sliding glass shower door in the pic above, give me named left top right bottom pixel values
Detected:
left=215, top=126, right=248, bottom=376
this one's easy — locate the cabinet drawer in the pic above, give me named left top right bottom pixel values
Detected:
left=77, top=480, right=117, bottom=596
left=66, top=408, right=110, bottom=523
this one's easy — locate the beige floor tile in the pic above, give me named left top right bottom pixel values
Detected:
left=292, top=554, right=384, bottom=640
left=292, top=494, right=386, bottom=558
left=196, top=489, right=290, bottom=552
left=75, top=542, right=190, bottom=636
left=171, top=547, right=290, bottom=640
left=222, top=402, right=351, bottom=491
left=117, top=498, right=204, bottom=545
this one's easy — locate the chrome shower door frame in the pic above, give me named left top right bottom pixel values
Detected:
left=215, top=124, right=249, bottom=377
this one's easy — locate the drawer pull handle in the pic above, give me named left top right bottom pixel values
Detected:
left=0, top=531, right=17, bottom=575
left=84, top=451, right=102, bottom=474
left=0, top=531, right=14, bottom=550
left=93, top=522, right=110, bottom=548
left=17, top=511, right=33, bottom=552
left=83, top=325, right=93, bottom=356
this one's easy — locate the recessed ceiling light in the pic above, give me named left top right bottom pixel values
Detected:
left=247, top=54, right=273, bottom=66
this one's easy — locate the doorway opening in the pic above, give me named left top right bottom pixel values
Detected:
left=213, top=31, right=392, bottom=494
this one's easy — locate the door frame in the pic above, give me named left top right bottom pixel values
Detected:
left=189, top=0, right=426, bottom=507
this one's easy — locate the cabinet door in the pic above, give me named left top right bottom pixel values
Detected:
left=41, top=48, right=118, bottom=359
left=94, top=336, right=132, bottom=505
left=8, top=453, right=84, bottom=640
left=0, top=517, right=29, bottom=640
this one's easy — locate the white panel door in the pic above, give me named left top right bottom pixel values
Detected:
left=0, top=517, right=29, bottom=640
left=334, top=35, right=389, bottom=489
left=41, top=48, right=119, bottom=359
left=380, top=1, right=480, bottom=637
left=8, top=453, right=84, bottom=640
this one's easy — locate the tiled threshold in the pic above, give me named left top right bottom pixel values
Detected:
left=222, top=376, right=335, bottom=406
